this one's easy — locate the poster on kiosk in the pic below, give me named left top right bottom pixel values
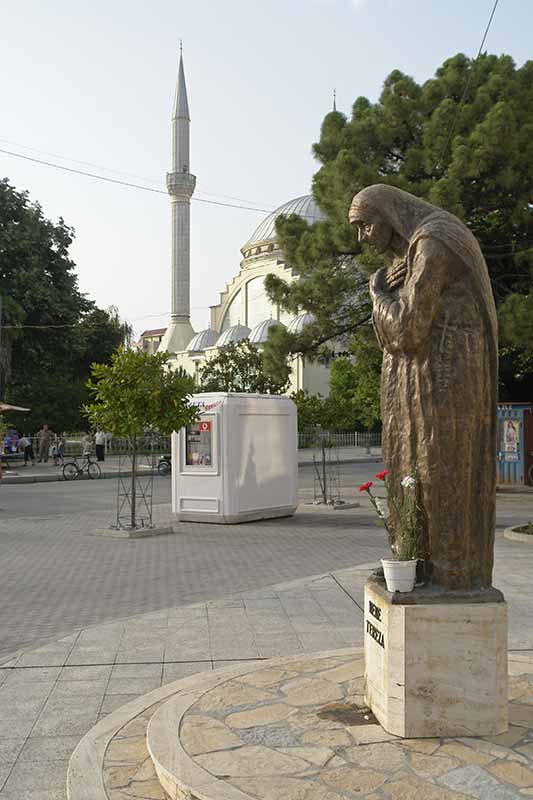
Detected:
left=172, top=393, right=298, bottom=523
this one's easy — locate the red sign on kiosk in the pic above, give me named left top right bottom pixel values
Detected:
left=199, top=421, right=211, bottom=433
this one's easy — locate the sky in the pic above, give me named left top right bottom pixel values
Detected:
left=2, top=0, right=531, bottom=338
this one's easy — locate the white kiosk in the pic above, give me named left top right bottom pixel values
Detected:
left=172, top=393, right=298, bottom=523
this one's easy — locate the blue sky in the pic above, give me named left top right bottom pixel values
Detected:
left=1, top=0, right=531, bottom=336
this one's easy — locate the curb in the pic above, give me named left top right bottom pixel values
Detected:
left=504, top=525, right=533, bottom=543
left=2, top=456, right=383, bottom=485
left=1, top=468, right=156, bottom=485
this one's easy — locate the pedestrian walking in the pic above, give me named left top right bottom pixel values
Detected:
left=18, top=434, right=35, bottom=466
left=56, top=433, right=65, bottom=466
left=81, top=433, right=93, bottom=458
left=95, top=430, right=106, bottom=462
left=37, top=424, right=52, bottom=463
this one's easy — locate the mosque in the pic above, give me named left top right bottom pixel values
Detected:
left=139, top=53, right=331, bottom=395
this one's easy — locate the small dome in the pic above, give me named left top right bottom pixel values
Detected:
left=187, top=328, right=219, bottom=352
left=215, top=324, right=251, bottom=347
left=242, top=195, right=327, bottom=255
left=249, top=318, right=285, bottom=345
left=286, top=312, right=316, bottom=335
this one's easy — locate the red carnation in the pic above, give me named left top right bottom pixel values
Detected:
left=375, top=470, right=389, bottom=481
left=359, top=481, right=373, bottom=492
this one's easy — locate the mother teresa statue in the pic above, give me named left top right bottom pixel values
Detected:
left=349, top=185, right=498, bottom=591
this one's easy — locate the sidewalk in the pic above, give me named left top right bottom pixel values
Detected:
left=1, top=533, right=533, bottom=799
left=1, top=447, right=383, bottom=485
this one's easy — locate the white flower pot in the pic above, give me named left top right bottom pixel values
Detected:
left=381, top=559, right=418, bottom=593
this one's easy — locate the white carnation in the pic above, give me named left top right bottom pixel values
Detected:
left=401, top=476, right=416, bottom=490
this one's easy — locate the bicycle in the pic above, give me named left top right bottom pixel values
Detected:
left=62, top=454, right=102, bottom=481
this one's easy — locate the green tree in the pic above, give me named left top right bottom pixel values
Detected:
left=199, top=339, right=289, bottom=394
left=290, top=390, right=329, bottom=433
left=0, top=178, right=131, bottom=432
left=84, top=348, right=198, bottom=528
left=328, top=330, right=382, bottom=430
left=264, top=53, right=533, bottom=401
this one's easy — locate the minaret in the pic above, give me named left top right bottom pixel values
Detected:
left=159, top=45, right=196, bottom=354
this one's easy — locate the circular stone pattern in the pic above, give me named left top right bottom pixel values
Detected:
left=178, top=652, right=533, bottom=800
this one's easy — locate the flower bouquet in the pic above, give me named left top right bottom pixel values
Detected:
left=359, top=470, right=423, bottom=592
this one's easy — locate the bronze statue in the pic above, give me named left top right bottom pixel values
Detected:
left=349, top=185, right=498, bottom=590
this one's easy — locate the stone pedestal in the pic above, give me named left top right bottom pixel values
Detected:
left=364, top=579, right=508, bottom=738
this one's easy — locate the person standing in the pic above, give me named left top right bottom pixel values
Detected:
left=18, top=434, right=35, bottom=466
left=55, top=433, right=66, bottom=466
left=95, top=430, right=105, bottom=462
left=37, top=424, right=52, bottom=463
left=81, top=433, right=93, bottom=458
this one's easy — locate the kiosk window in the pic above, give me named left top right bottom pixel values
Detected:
left=185, top=421, right=213, bottom=466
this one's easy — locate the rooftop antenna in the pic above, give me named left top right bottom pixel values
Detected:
left=333, top=88, right=337, bottom=112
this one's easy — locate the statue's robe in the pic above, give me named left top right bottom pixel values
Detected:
left=371, top=223, right=498, bottom=590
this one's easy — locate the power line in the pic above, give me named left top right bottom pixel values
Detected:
left=0, top=136, right=278, bottom=208
left=436, top=0, right=500, bottom=172
left=0, top=147, right=327, bottom=223
left=0, top=147, right=271, bottom=213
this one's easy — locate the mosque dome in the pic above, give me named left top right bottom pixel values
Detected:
left=249, top=318, right=285, bottom=345
left=187, top=328, right=219, bottom=352
left=215, top=324, right=251, bottom=348
left=286, top=312, right=316, bottom=335
left=241, top=195, right=327, bottom=256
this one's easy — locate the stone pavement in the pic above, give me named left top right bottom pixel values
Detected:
left=142, top=649, right=533, bottom=800
left=1, top=533, right=533, bottom=799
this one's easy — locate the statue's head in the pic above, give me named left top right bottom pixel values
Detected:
left=349, top=184, right=437, bottom=257
left=349, top=206, right=394, bottom=254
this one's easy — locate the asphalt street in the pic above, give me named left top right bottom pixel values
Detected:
left=0, top=463, right=531, bottom=661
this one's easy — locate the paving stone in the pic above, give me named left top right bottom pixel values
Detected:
left=99, top=693, right=140, bottom=717
left=317, top=660, right=364, bottom=684
left=236, top=668, right=293, bottom=688
left=0, top=737, right=25, bottom=764
left=230, top=775, right=344, bottom=800
left=196, top=743, right=311, bottom=777
left=437, top=764, right=524, bottom=799
left=488, top=725, right=529, bottom=747
left=301, top=729, right=352, bottom=748
left=348, top=723, right=399, bottom=745
left=282, top=677, right=344, bottom=707
left=277, top=746, right=336, bottom=767
left=487, top=760, right=533, bottom=788
left=105, top=676, right=162, bottom=696
left=49, top=679, right=108, bottom=698
left=344, top=742, right=406, bottom=771
left=510, top=704, right=533, bottom=728
left=2, top=758, right=69, bottom=793
left=409, top=751, right=460, bottom=778
left=58, top=664, right=112, bottom=682
left=321, top=765, right=386, bottom=793
left=111, top=663, right=163, bottom=679
left=106, top=736, right=148, bottom=766
left=226, top=702, right=295, bottom=729
left=180, top=715, right=242, bottom=755
left=19, top=734, right=80, bottom=762
left=383, top=776, right=470, bottom=799
left=195, top=681, right=274, bottom=711
left=438, top=741, right=495, bottom=765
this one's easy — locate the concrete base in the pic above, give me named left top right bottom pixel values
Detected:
left=364, top=578, right=508, bottom=738
left=92, top=526, right=174, bottom=538
left=158, top=318, right=195, bottom=354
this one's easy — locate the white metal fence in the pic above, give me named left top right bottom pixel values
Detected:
left=298, top=430, right=381, bottom=449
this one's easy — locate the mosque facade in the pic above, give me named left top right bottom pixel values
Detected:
left=149, top=53, right=332, bottom=396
